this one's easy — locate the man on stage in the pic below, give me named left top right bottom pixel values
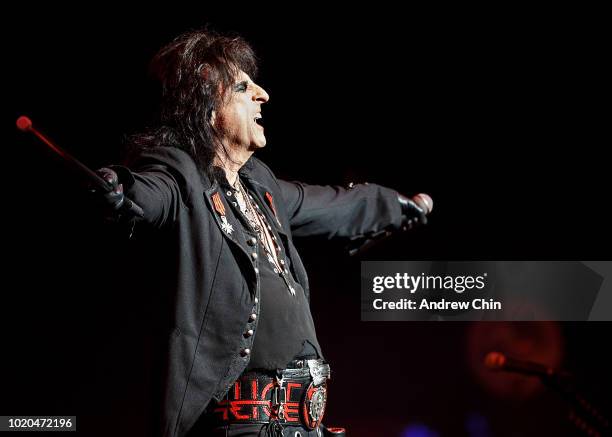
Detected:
left=96, top=29, right=430, bottom=437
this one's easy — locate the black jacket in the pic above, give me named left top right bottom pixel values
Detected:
left=115, top=146, right=403, bottom=437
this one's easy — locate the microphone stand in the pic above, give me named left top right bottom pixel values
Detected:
left=487, top=353, right=610, bottom=436
left=542, top=372, right=610, bottom=436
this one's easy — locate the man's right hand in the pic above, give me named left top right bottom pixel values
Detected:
left=398, top=193, right=430, bottom=230
left=95, top=167, right=125, bottom=212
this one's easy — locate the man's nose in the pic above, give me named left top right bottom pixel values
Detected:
left=252, top=83, right=269, bottom=103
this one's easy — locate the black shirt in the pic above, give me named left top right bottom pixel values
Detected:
left=224, top=179, right=323, bottom=371
left=246, top=247, right=322, bottom=370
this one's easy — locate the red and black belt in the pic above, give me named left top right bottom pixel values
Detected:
left=209, top=359, right=331, bottom=430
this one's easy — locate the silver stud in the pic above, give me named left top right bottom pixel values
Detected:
left=273, top=268, right=278, bottom=274
left=280, top=259, right=285, bottom=265
left=241, top=348, right=251, bottom=356
left=254, top=267, right=259, bottom=274
left=284, top=269, right=289, bottom=274
left=251, top=252, right=258, bottom=260
left=226, top=191, right=233, bottom=196
left=245, top=329, right=254, bottom=337
left=254, top=297, right=259, bottom=304
left=248, top=237, right=257, bottom=246
left=249, top=313, right=257, bottom=321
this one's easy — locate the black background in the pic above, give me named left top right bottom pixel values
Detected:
left=4, top=4, right=610, bottom=437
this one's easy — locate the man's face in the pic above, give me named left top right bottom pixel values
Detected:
left=212, top=70, right=270, bottom=151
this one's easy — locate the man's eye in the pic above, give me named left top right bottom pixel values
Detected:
left=234, top=81, right=248, bottom=92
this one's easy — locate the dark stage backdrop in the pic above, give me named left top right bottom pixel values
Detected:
left=4, top=6, right=610, bottom=437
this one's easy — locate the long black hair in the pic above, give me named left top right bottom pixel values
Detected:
left=129, top=28, right=258, bottom=178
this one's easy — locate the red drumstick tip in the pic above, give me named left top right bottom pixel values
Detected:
left=16, top=116, right=33, bottom=132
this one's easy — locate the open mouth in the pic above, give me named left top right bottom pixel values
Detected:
left=254, top=114, right=263, bottom=127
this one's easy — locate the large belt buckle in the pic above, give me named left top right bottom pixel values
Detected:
left=301, top=381, right=327, bottom=430
left=300, top=360, right=330, bottom=430
left=307, top=359, right=330, bottom=386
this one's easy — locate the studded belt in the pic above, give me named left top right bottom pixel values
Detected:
left=210, top=359, right=331, bottom=430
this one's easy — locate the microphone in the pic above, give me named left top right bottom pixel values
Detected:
left=484, top=351, right=556, bottom=378
left=412, top=193, right=434, bottom=215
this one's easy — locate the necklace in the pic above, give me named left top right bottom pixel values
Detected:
left=234, top=180, right=290, bottom=290
left=234, top=179, right=260, bottom=232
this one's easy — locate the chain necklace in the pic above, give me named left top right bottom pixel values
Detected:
left=234, top=179, right=260, bottom=232
left=234, top=179, right=283, bottom=271
left=233, top=179, right=296, bottom=295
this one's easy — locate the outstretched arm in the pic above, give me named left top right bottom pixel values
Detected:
left=95, top=147, right=197, bottom=230
left=278, top=180, right=409, bottom=239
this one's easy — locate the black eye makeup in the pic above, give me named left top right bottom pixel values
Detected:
left=233, top=81, right=249, bottom=92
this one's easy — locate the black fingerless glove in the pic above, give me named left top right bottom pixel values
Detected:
left=92, top=167, right=143, bottom=224
left=398, top=193, right=428, bottom=230
left=95, top=167, right=125, bottom=212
